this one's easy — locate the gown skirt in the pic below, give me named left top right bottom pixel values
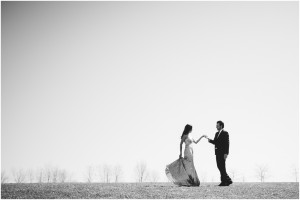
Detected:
left=165, top=146, right=200, bottom=186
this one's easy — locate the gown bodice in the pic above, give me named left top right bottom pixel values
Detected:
left=184, top=137, right=194, bottom=161
left=185, top=137, right=193, bottom=146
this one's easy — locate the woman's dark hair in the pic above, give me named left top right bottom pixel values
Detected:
left=181, top=124, right=192, bottom=139
left=217, top=121, right=224, bottom=128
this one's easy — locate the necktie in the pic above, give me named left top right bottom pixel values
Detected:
left=217, top=131, right=222, bottom=138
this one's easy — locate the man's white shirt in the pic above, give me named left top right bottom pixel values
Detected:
left=217, top=129, right=223, bottom=139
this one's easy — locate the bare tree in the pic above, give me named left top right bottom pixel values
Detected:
left=255, top=165, right=269, bottom=182
left=150, top=170, right=160, bottom=182
left=1, top=170, right=9, bottom=183
left=86, top=165, right=95, bottom=183
left=135, top=161, right=148, bottom=182
left=27, top=169, right=35, bottom=183
left=200, top=172, right=207, bottom=182
left=66, top=172, right=75, bottom=182
left=58, top=169, right=68, bottom=183
left=229, top=169, right=237, bottom=182
left=96, top=165, right=103, bottom=182
left=103, top=164, right=112, bottom=183
left=52, top=167, right=59, bottom=183
left=291, top=164, right=299, bottom=182
left=113, top=165, right=123, bottom=183
left=12, top=169, right=26, bottom=183
left=44, top=165, right=53, bottom=183
left=36, top=168, right=44, bottom=183
left=164, top=175, right=171, bottom=183
left=241, top=174, right=246, bottom=182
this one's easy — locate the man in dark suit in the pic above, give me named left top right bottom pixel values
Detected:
left=207, top=121, right=232, bottom=186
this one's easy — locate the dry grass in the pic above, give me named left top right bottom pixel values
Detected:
left=1, top=182, right=299, bottom=199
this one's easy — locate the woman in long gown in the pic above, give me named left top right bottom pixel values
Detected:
left=165, top=124, right=206, bottom=186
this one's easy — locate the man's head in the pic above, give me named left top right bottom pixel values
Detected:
left=216, top=121, right=224, bottom=131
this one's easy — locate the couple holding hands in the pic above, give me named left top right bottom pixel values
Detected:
left=165, top=121, right=233, bottom=187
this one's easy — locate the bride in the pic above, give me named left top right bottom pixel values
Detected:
left=165, top=124, right=206, bottom=186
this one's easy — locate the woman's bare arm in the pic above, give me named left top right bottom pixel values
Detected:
left=179, top=135, right=187, bottom=158
left=193, top=135, right=207, bottom=144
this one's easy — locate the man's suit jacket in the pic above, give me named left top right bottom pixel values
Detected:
left=209, top=130, right=229, bottom=155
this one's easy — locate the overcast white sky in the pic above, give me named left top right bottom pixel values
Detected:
left=1, top=1, right=299, bottom=182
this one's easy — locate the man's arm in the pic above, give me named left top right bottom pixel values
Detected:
left=224, top=132, right=229, bottom=155
left=223, top=132, right=229, bottom=160
left=207, top=133, right=216, bottom=144
left=208, top=138, right=215, bottom=144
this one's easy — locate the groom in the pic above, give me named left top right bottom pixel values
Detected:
left=207, top=121, right=232, bottom=186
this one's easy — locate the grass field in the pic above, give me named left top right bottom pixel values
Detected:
left=1, top=182, right=299, bottom=199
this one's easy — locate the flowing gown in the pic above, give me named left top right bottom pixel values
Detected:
left=165, top=137, right=200, bottom=186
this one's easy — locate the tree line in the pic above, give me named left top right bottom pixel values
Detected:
left=1, top=161, right=161, bottom=184
left=84, top=161, right=160, bottom=183
left=1, top=165, right=71, bottom=184
left=1, top=163, right=298, bottom=183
